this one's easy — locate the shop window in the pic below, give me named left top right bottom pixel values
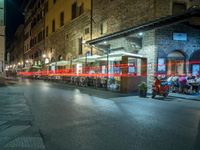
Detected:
left=78, top=37, right=83, bottom=55
left=72, top=2, right=77, bottom=19
left=172, top=2, right=186, bottom=15
left=52, top=19, right=55, bottom=32
left=60, top=11, right=64, bottom=27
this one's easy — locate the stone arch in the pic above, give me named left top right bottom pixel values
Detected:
left=167, top=50, right=186, bottom=75
left=51, top=57, right=55, bottom=62
left=189, top=50, right=200, bottom=75
left=58, top=55, right=64, bottom=61
left=66, top=53, right=73, bottom=61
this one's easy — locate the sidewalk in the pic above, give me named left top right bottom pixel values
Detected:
left=0, top=86, right=46, bottom=150
left=168, top=92, right=200, bottom=101
left=147, top=89, right=200, bottom=101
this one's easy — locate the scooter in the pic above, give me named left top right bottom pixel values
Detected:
left=152, top=80, right=169, bottom=98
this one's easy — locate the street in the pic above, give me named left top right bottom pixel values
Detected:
left=0, top=79, right=200, bottom=150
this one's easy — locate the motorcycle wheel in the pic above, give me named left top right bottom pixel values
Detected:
left=163, top=93, right=168, bottom=98
left=152, top=92, right=156, bottom=98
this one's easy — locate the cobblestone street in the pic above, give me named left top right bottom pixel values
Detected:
left=0, top=84, right=46, bottom=150
left=0, top=79, right=200, bottom=150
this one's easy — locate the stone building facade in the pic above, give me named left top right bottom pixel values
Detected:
left=156, top=23, right=200, bottom=76
left=0, top=0, right=5, bottom=75
left=10, top=25, right=24, bottom=68
left=9, top=0, right=200, bottom=88
left=91, top=0, right=200, bottom=40
left=88, top=0, right=200, bottom=86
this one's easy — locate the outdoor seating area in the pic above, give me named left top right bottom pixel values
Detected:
left=167, top=75, right=200, bottom=95
left=21, top=52, right=147, bottom=93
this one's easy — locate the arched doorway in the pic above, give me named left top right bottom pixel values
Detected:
left=190, top=50, right=200, bottom=76
left=58, top=55, right=63, bottom=61
left=51, top=57, right=55, bottom=62
left=167, top=51, right=186, bottom=75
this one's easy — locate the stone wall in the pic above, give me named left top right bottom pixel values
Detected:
left=138, top=30, right=156, bottom=86
left=45, top=26, right=66, bottom=60
left=92, top=0, right=178, bottom=40
left=65, top=11, right=91, bottom=58
left=156, top=24, right=200, bottom=59
left=45, top=11, right=91, bottom=60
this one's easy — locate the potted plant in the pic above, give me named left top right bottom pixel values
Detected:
left=138, top=82, right=147, bottom=97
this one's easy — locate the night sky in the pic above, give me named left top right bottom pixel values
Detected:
left=6, top=0, right=27, bottom=41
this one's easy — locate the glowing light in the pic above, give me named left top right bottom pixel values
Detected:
left=43, top=54, right=46, bottom=58
left=139, top=32, right=143, bottom=36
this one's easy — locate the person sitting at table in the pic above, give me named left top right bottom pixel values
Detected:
left=178, top=75, right=187, bottom=94
left=171, top=75, right=179, bottom=93
left=186, top=76, right=193, bottom=94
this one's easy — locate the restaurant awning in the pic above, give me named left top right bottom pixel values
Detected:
left=47, top=60, right=70, bottom=66
left=97, top=51, right=145, bottom=61
left=73, top=55, right=101, bottom=63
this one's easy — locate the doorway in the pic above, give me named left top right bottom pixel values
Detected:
left=167, top=51, right=185, bottom=75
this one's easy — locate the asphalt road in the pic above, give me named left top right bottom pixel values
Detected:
left=3, top=79, right=200, bottom=150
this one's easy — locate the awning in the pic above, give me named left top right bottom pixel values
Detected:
left=31, top=66, right=42, bottom=69
left=47, top=60, right=70, bottom=66
left=97, top=51, right=145, bottom=61
left=73, top=55, right=101, bottom=63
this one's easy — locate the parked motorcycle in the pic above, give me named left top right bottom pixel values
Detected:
left=152, top=80, right=169, bottom=98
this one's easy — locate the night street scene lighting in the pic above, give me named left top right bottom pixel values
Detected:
left=0, top=0, right=200, bottom=150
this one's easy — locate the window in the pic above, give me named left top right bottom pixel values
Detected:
left=60, top=11, right=64, bottom=27
left=44, top=1, right=48, bottom=13
left=100, top=21, right=107, bottom=34
left=72, top=2, right=77, bottom=19
left=38, top=31, right=43, bottom=42
left=52, top=19, right=55, bottom=32
left=79, top=3, right=84, bottom=15
left=46, top=26, right=48, bottom=37
left=172, top=3, right=186, bottom=15
left=84, top=27, right=90, bottom=35
left=78, top=38, right=83, bottom=55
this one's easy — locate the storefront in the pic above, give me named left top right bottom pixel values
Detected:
left=87, top=8, right=200, bottom=87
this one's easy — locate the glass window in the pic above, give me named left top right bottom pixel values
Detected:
left=52, top=19, right=55, bottom=32
left=0, top=9, right=4, bottom=25
left=60, top=11, right=64, bottom=27
left=46, top=26, right=48, bottom=37
left=78, top=37, right=83, bottom=55
left=172, top=3, right=186, bottom=15
left=72, top=2, right=77, bottom=19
